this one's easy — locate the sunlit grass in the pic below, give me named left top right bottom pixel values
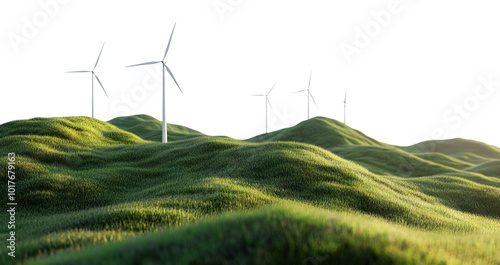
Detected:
left=0, top=115, right=499, bottom=264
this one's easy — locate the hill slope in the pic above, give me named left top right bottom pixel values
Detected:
left=108, top=114, right=204, bottom=142
left=248, top=117, right=387, bottom=149
left=401, top=138, right=500, bottom=160
left=29, top=205, right=500, bottom=265
left=248, top=117, right=499, bottom=178
left=466, top=160, right=500, bottom=178
left=1, top=116, right=500, bottom=264
left=0, top=116, right=145, bottom=146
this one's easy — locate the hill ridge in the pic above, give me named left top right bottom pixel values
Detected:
left=1, top=115, right=500, bottom=264
left=108, top=114, right=205, bottom=142
left=248, top=116, right=387, bottom=148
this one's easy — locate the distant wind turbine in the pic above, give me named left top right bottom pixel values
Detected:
left=293, top=71, right=317, bottom=120
left=66, top=43, right=109, bottom=118
left=251, top=82, right=277, bottom=134
left=126, top=23, right=183, bottom=143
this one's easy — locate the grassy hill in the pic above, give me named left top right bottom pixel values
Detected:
left=332, top=145, right=465, bottom=177
left=28, top=205, right=500, bottom=265
left=401, top=138, right=500, bottom=160
left=0, top=116, right=146, bottom=147
left=108, top=114, right=204, bottom=142
left=248, top=117, right=499, bottom=179
left=1, top=116, right=500, bottom=264
left=248, top=116, right=387, bottom=148
left=465, top=160, right=500, bottom=178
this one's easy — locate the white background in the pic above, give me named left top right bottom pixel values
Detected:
left=1, top=0, right=499, bottom=147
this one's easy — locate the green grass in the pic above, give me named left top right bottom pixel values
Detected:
left=1, top=115, right=500, bottom=264
left=401, top=138, right=500, bottom=160
left=248, top=116, right=387, bottom=148
left=26, top=204, right=500, bottom=265
left=465, top=160, right=500, bottom=178
left=414, top=152, right=475, bottom=171
left=108, top=114, right=204, bottom=142
left=331, top=145, right=464, bottom=177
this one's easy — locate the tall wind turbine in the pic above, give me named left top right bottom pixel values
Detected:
left=293, top=72, right=317, bottom=119
left=66, top=43, right=109, bottom=118
left=126, top=23, right=183, bottom=143
left=251, top=82, right=277, bottom=133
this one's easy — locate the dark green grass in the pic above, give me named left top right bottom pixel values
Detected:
left=1, top=116, right=500, bottom=264
left=332, top=145, right=464, bottom=177
left=465, top=160, right=500, bottom=178
left=401, top=138, right=500, bottom=159
left=248, top=117, right=497, bottom=180
left=414, top=152, right=475, bottom=171
left=108, top=114, right=204, bottom=142
left=248, top=116, right=387, bottom=148
left=29, top=204, right=500, bottom=265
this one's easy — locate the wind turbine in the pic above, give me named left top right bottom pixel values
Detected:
left=126, top=23, right=183, bottom=143
left=66, top=43, right=109, bottom=118
left=293, top=71, right=317, bottom=119
left=251, top=82, right=277, bottom=133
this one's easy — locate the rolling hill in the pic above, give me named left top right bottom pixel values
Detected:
left=248, top=116, right=499, bottom=179
left=108, top=114, right=204, bottom=142
left=466, top=160, right=500, bottom=178
left=1, top=115, right=500, bottom=264
left=401, top=138, right=500, bottom=160
left=247, top=116, right=387, bottom=148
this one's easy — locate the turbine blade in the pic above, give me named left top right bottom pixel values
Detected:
left=292, top=89, right=307, bottom=94
left=310, top=92, right=318, bottom=107
left=345, top=89, right=348, bottom=102
left=65, top=71, right=91, bottom=73
left=251, top=94, right=265, bottom=97
left=165, top=65, right=183, bottom=93
left=163, top=22, right=177, bottom=60
left=267, top=82, right=277, bottom=95
left=93, top=43, right=105, bottom=71
left=308, top=71, right=312, bottom=90
left=267, top=98, right=274, bottom=110
left=94, top=74, right=109, bottom=98
left=125, top=61, right=161, bottom=68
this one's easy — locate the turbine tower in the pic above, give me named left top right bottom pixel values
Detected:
left=126, top=23, right=183, bottom=143
left=66, top=43, right=109, bottom=118
left=293, top=71, right=317, bottom=120
left=251, top=82, right=277, bottom=134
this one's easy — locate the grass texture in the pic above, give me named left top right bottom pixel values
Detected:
left=0, top=115, right=499, bottom=264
